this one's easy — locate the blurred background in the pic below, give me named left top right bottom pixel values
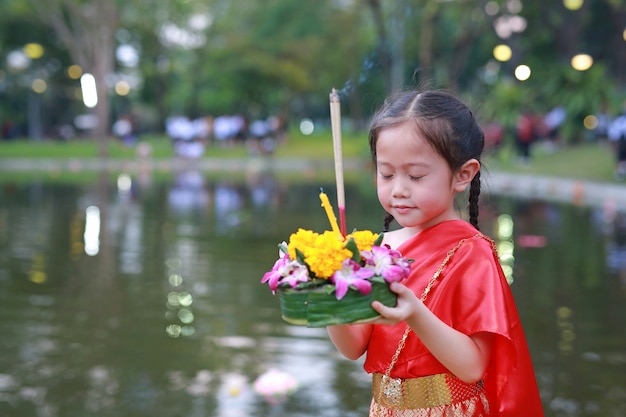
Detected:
left=0, top=0, right=625, bottom=150
left=1, top=1, right=626, bottom=417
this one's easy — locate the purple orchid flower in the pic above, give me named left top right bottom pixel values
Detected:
left=331, top=259, right=375, bottom=300
left=362, top=245, right=412, bottom=283
left=280, top=263, right=310, bottom=289
left=261, top=255, right=309, bottom=292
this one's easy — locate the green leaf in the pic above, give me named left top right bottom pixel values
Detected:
left=278, top=242, right=288, bottom=255
left=295, top=248, right=306, bottom=264
left=374, top=233, right=384, bottom=246
left=344, top=237, right=361, bottom=263
left=295, top=279, right=327, bottom=290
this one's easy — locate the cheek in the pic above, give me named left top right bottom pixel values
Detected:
left=376, top=180, right=391, bottom=205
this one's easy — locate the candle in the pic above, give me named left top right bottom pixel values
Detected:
left=319, top=190, right=341, bottom=235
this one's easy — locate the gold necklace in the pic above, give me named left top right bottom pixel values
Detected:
left=374, top=234, right=490, bottom=414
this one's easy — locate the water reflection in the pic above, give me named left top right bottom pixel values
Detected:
left=0, top=170, right=625, bottom=417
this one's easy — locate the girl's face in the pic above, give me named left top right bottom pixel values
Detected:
left=375, top=121, right=473, bottom=232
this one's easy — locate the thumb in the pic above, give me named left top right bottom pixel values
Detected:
left=371, top=299, right=391, bottom=315
left=388, top=281, right=410, bottom=296
left=371, top=283, right=403, bottom=314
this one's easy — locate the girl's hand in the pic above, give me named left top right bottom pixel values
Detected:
left=371, top=282, right=421, bottom=325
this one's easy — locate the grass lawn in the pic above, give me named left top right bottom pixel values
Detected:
left=486, top=140, right=618, bottom=183
left=0, top=130, right=622, bottom=184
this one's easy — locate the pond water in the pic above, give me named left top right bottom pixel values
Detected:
left=0, top=168, right=625, bottom=417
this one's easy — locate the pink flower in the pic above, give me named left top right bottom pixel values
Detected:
left=331, top=259, right=375, bottom=300
left=362, top=245, right=411, bottom=283
left=261, top=255, right=309, bottom=292
left=253, top=368, right=298, bottom=404
left=280, top=263, right=309, bottom=289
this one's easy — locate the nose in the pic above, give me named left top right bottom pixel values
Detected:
left=391, top=177, right=409, bottom=198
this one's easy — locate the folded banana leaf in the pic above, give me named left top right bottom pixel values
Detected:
left=278, top=280, right=397, bottom=327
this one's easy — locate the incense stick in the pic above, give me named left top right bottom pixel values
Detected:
left=329, top=88, right=346, bottom=236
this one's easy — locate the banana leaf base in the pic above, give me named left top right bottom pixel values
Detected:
left=277, top=281, right=397, bottom=327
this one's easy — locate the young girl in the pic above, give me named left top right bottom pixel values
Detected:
left=327, top=90, right=544, bottom=416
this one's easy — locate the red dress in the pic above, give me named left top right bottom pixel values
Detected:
left=364, top=220, right=544, bottom=417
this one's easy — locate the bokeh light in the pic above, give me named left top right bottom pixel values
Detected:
left=484, top=1, right=499, bottom=15
left=115, top=80, right=131, bottom=96
left=494, top=15, right=527, bottom=39
left=571, top=54, right=593, bottom=71
left=80, top=73, right=98, bottom=108
left=7, top=50, right=30, bottom=70
left=497, top=214, right=514, bottom=239
left=507, top=0, right=523, bottom=14
left=563, top=0, right=584, bottom=11
left=583, top=115, right=598, bottom=129
left=493, top=44, right=512, bottom=62
left=29, top=253, right=47, bottom=284
left=117, top=173, right=132, bottom=192
left=514, top=64, right=531, bottom=81
left=84, top=205, right=101, bottom=256
left=67, top=65, right=83, bottom=79
left=31, top=79, right=47, bottom=93
left=116, top=44, right=139, bottom=67
left=23, top=43, right=44, bottom=59
left=169, top=274, right=183, bottom=286
left=299, top=118, right=314, bottom=135
left=496, top=214, right=515, bottom=284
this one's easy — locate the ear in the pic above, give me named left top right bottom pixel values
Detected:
left=453, top=159, right=480, bottom=192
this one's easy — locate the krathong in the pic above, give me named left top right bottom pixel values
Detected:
left=261, top=193, right=412, bottom=327
left=261, top=89, right=412, bottom=327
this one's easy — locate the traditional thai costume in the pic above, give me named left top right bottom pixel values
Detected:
left=365, top=220, right=544, bottom=417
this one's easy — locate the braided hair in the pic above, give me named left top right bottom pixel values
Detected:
left=369, top=90, right=485, bottom=231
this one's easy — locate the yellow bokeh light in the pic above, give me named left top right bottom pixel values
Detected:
left=514, top=65, right=531, bottom=81
left=563, top=0, right=583, bottom=10
left=583, top=115, right=598, bottom=130
left=29, top=271, right=47, bottom=284
left=23, top=43, right=44, bottom=59
left=493, top=44, right=512, bottom=62
left=115, top=81, right=131, bottom=96
left=622, top=28, right=626, bottom=42
left=571, top=54, right=593, bottom=71
left=67, top=64, right=83, bottom=79
left=31, top=79, right=47, bottom=93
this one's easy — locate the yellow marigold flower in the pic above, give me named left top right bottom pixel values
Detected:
left=288, top=228, right=319, bottom=260
left=349, top=230, right=379, bottom=252
left=306, top=231, right=351, bottom=279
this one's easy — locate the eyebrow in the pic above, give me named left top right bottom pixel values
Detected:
left=376, top=161, right=430, bottom=169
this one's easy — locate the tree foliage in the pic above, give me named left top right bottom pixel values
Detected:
left=0, top=0, right=625, bottom=143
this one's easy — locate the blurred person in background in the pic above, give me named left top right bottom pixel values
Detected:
left=608, top=104, right=626, bottom=181
left=543, top=106, right=566, bottom=153
left=515, top=110, right=538, bottom=164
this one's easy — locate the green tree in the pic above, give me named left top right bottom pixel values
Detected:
left=2, top=0, right=626, bottom=144
left=0, top=0, right=80, bottom=139
left=27, top=0, right=119, bottom=155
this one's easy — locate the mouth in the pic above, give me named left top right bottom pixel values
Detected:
left=392, top=205, right=413, bottom=214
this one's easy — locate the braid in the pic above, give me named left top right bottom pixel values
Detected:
left=468, top=170, right=481, bottom=230
left=383, top=213, right=395, bottom=232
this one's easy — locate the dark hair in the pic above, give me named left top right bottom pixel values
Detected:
left=368, top=90, right=484, bottom=231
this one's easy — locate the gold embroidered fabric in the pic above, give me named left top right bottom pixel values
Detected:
left=369, top=235, right=493, bottom=417
left=370, top=373, right=489, bottom=416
